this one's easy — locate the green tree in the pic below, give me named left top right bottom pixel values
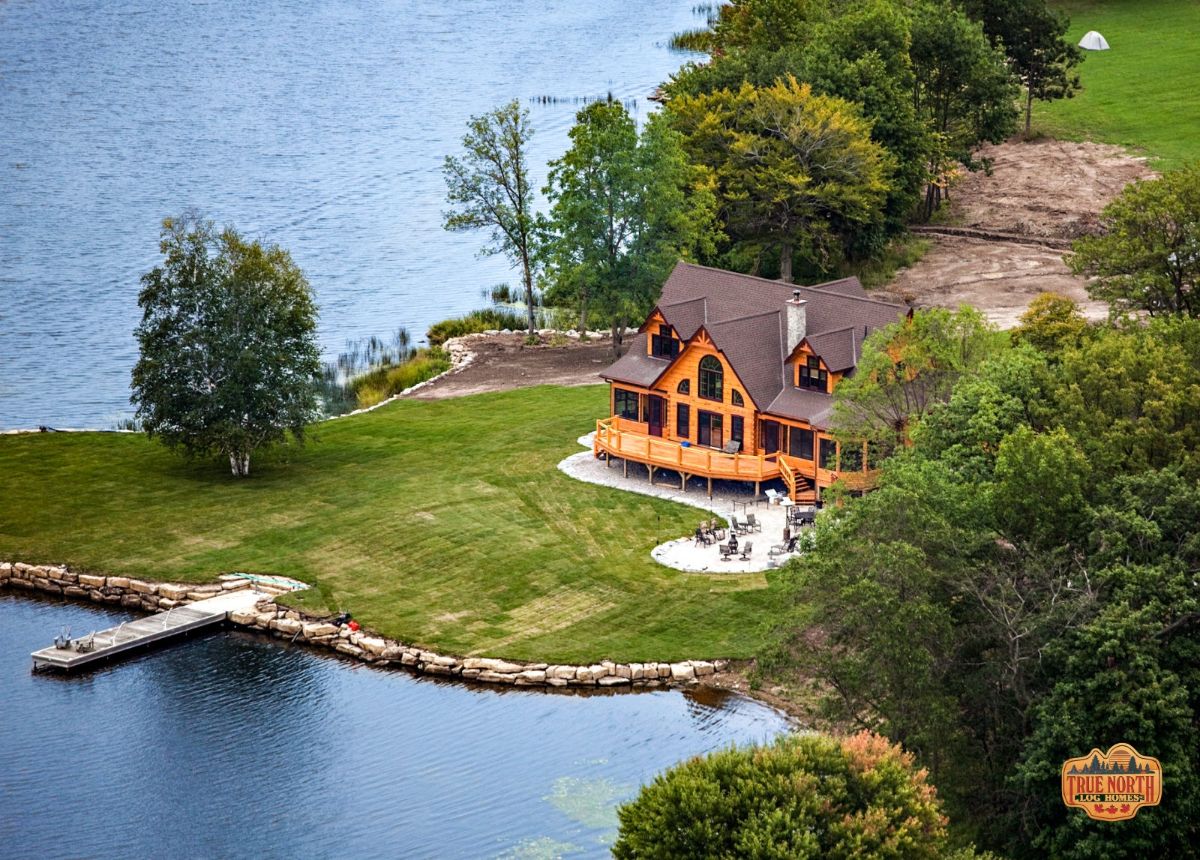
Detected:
left=613, top=732, right=955, bottom=859
left=1012, top=292, right=1089, bottom=355
left=993, top=425, right=1091, bottom=548
left=443, top=100, right=541, bottom=335
left=1068, top=165, right=1200, bottom=317
left=543, top=101, right=718, bottom=354
left=833, top=306, right=1001, bottom=451
left=668, top=76, right=889, bottom=281
left=963, top=0, right=1082, bottom=136
left=131, top=216, right=321, bottom=477
left=909, top=1, right=1020, bottom=217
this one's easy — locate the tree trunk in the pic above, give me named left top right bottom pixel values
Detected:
left=610, top=315, right=628, bottom=359
left=578, top=290, right=589, bottom=335
left=229, top=451, right=251, bottom=477
left=779, top=241, right=794, bottom=283
left=522, top=254, right=536, bottom=336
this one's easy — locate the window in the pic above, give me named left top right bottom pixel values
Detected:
left=677, top=379, right=690, bottom=395
left=676, top=403, right=690, bottom=439
left=730, top=415, right=744, bottom=448
left=866, top=438, right=894, bottom=470
left=697, top=410, right=723, bottom=448
left=614, top=388, right=640, bottom=421
left=840, top=442, right=864, bottom=472
left=651, top=325, right=679, bottom=358
left=819, top=437, right=839, bottom=470
left=799, top=355, right=828, bottom=392
left=788, top=427, right=814, bottom=461
left=699, top=356, right=723, bottom=401
left=731, top=389, right=744, bottom=407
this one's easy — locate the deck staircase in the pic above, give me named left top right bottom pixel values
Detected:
left=778, top=456, right=817, bottom=504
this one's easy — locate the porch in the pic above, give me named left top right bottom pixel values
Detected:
left=595, top=416, right=811, bottom=499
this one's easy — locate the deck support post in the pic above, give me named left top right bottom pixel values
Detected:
left=707, top=476, right=713, bottom=498
left=648, top=465, right=656, bottom=485
left=623, top=458, right=628, bottom=478
left=680, top=472, right=687, bottom=491
left=754, top=480, right=760, bottom=501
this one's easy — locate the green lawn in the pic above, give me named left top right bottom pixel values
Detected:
left=1038, top=1, right=1200, bottom=167
left=0, top=386, right=778, bottom=663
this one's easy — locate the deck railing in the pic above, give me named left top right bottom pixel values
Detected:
left=594, top=417, right=780, bottom=480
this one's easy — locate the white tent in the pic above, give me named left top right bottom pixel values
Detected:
left=1079, top=30, right=1110, bottom=50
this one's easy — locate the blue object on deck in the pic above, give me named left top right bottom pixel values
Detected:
left=681, top=441, right=690, bottom=447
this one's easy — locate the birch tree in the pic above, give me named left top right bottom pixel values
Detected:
left=131, top=216, right=321, bottom=477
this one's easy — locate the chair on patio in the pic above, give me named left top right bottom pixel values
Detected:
left=731, top=515, right=749, bottom=535
left=739, top=541, right=753, bottom=561
left=764, top=488, right=782, bottom=505
left=745, top=513, right=762, bottom=532
left=720, top=541, right=737, bottom=561
left=694, top=526, right=709, bottom=546
left=708, top=518, right=726, bottom=541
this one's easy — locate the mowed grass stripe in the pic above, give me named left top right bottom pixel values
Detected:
left=0, top=385, right=776, bottom=663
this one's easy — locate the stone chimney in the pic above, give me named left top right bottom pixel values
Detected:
left=786, top=289, right=807, bottom=356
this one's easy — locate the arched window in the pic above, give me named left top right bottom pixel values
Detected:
left=731, top=389, right=744, bottom=407
left=699, top=356, right=723, bottom=401
left=677, top=379, right=690, bottom=395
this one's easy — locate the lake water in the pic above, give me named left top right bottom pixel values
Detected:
left=0, top=0, right=702, bottom=429
left=0, top=593, right=790, bottom=858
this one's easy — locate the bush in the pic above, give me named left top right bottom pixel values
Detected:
left=352, top=348, right=450, bottom=408
left=613, top=732, right=952, bottom=859
left=426, top=308, right=527, bottom=346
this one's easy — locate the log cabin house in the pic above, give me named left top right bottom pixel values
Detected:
left=596, top=261, right=909, bottom=502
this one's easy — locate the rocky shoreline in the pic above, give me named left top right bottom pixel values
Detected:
left=1, top=561, right=724, bottom=688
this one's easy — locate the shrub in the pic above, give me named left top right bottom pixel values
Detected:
left=352, top=348, right=450, bottom=408
left=613, top=732, right=953, bottom=859
left=426, top=308, right=527, bottom=346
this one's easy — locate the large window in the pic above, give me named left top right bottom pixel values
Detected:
left=676, top=403, right=690, bottom=439
left=819, top=437, right=839, bottom=470
left=799, top=355, right=828, bottom=392
left=788, top=427, right=814, bottom=461
left=699, top=356, right=723, bottom=401
left=651, top=325, right=679, bottom=358
left=614, top=388, right=640, bottom=421
left=697, top=410, right=723, bottom=448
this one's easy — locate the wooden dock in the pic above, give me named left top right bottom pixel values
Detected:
left=31, top=589, right=266, bottom=673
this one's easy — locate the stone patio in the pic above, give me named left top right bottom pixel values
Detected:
left=559, top=433, right=815, bottom=573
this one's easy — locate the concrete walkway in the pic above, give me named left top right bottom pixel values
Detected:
left=559, top=434, right=813, bottom=573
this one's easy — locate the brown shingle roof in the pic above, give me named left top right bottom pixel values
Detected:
left=603, top=262, right=907, bottom=429
left=601, top=333, right=671, bottom=387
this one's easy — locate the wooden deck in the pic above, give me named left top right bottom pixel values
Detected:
left=31, top=589, right=265, bottom=673
left=594, top=417, right=781, bottom=484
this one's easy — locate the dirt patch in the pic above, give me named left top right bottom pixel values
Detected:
left=408, top=333, right=616, bottom=399
left=878, top=139, right=1156, bottom=326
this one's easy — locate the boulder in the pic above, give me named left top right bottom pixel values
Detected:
left=229, top=610, right=257, bottom=626
left=517, top=669, right=546, bottom=684
left=477, top=670, right=516, bottom=684
left=127, top=579, right=156, bottom=595
left=430, top=654, right=459, bottom=668
left=657, top=664, right=672, bottom=679
left=400, top=652, right=419, bottom=666
left=670, top=663, right=696, bottom=682
left=120, top=594, right=141, bottom=608
left=629, top=663, right=644, bottom=681
left=546, top=677, right=569, bottom=687
left=599, top=675, right=630, bottom=686
left=358, top=637, right=387, bottom=656
left=221, top=579, right=249, bottom=591
left=462, top=657, right=526, bottom=674
left=575, top=666, right=594, bottom=683
left=304, top=623, right=340, bottom=639
left=270, top=618, right=303, bottom=636
left=78, top=574, right=106, bottom=588
left=63, top=586, right=88, bottom=599
left=692, top=661, right=715, bottom=677
left=335, top=642, right=365, bottom=658
left=614, top=664, right=631, bottom=680
left=158, top=584, right=189, bottom=601
left=381, top=645, right=407, bottom=661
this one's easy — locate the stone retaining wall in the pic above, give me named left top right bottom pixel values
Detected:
left=1, top=561, right=723, bottom=688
